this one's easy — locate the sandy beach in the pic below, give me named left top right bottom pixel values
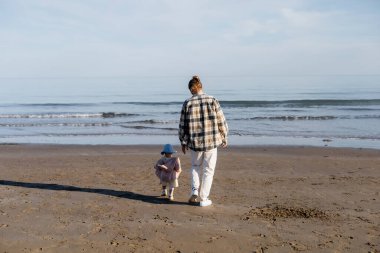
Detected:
left=0, top=144, right=379, bottom=253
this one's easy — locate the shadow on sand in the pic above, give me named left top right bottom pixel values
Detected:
left=0, top=180, right=190, bottom=206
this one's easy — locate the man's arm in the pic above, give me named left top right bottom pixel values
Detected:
left=215, top=99, right=228, bottom=147
left=179, top=102, right=189, bottom=153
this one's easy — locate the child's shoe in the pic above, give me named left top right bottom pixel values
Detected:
left=161, top=189, right=167, bottom=196
left=168, top=189, right=174, bottom=201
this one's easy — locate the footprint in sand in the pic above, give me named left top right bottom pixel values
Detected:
left=109, top=241, right=119, bottom=246
left=289, top=242, right=308, bottom=251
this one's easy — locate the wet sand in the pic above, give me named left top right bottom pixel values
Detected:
left=0, top=144, right=379, bottom=252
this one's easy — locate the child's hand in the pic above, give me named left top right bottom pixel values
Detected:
left=158, top=165, right=168, bottom=171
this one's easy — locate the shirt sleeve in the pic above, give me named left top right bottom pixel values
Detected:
left=214, top=99, right=229, bottom=144
left=178, top=101, right=189, bottom=145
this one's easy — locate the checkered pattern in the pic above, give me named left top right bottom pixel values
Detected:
left=179, top=93, right=228, bottom=151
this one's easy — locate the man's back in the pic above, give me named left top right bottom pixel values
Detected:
left=179, top=93, right=228, bottom=151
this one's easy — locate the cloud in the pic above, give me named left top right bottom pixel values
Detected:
left=0, top=0, right=379, bottom=77
left=280, top=8, right=331, bottom=28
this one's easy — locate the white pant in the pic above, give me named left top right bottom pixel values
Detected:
left=190, top=148, right=217, bottom=201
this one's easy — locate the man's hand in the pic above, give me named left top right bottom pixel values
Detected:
left=181, top=144, right=188, bottom=154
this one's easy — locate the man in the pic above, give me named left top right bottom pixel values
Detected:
left=179, top=76, right=228, bottom=207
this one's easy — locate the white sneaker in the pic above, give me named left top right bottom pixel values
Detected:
left=200, top=199, right=212, bottom=207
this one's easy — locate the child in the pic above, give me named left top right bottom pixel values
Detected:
left=154, top=144, right=182, bottom=201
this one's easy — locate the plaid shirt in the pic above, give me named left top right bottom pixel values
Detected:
left=179, top=93, right=228, bottom=151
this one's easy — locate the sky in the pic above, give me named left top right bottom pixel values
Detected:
left=0, top=0, right=379, bottom=78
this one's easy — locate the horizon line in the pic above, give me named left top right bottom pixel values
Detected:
left=1, top=74, right=380, bottom=80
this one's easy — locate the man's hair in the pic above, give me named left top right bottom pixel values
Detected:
left=188, top=75, right=202, bottom=93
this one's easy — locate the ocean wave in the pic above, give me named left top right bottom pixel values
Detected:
left=233, top=114, right=380, bottom=121
left=228, top=132, right=380, bottom=140
left=121, top=119, right=178, bottom=124
left=5, top=99, right=380, bottom=109
left=112, top=101, right=182, bottom=106
left=0, top=113, right=103, bottom=119
left=120, top=125, right=178, bottom=131
left=234, top=115, right=341, bottom=121
left=101, top=112, right=138, bottom=118
left=338, top=107, right=380, bottom=111
left=0, top=123, right=111, bottom=127
left=109, top=99, right=380, bottom=108
left=20, top=103, right=97, bottom=107
left=220, top=99, right=380, bottom=108
left=354, top=115, right=380, bottom=119
left=112, top=99, right=380, bottom=108
left=0, top=112, right=137, bottom=119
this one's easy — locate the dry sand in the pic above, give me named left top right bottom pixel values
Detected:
left=0, top=144, right=379, bottom=253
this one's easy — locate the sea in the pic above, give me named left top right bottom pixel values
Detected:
left=1, top=75, right=379, bottom=149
